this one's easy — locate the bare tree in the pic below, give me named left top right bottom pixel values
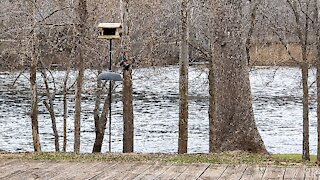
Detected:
left=121, top=0, right=134, bottom=153
left=178, top=0, right=189, bottom=154
left=286, top=0, right=312, bottom=161
left=74, top=0, right=88, bottom=153
left=29, top=0, right=41, bottom=152
left=208, top=0, right=267, bottom=153
left=40, top=67, right=59, bottom=152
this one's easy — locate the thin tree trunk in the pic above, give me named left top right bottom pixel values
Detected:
left=207, top=1, right=216, bottom=153
left=30, top=40, right=41, bottom=152
left=286, top=0, right=310, bottom=161
left=302, top=2, right=310, bottom=161
left=208, top=42, right=216, bottom=153
left=92, top=71, right=111, bottom=153
left=317, top=44, right=320, bottom=163
left=121, top=0, right=134, bottom=153
left=93, top=87, right=110, bottom=153
left=93, top=71, right=102, bottom=153
left=301, top=42, right=309, bottom=161
left=30, top=0, right=41, bottom=152
left=178, top=0, right=189, bottom=154
left=74, top=0, right=87, bottom=153
left=74, top=59, right=84, bottom=153
left=63, top=67, right=70, bottom=152
left=40, top=67, right=59, bottom=152
left=317, top=42, right=320, bottom=163
left=209, top=0, right=267, bottom=153
left=314, top=0, right=320, bottom=163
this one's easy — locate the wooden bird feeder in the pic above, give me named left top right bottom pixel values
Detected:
left=98, top=23, right=122, bottom=39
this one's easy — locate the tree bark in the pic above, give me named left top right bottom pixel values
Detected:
left=63, top=66, right=70, bottom=152
left=287, top=0, right=310, bottom=161
left=123, top=70, right=134, bottom=153
left=30, top=0, right=41, bottom=152
left=208, top=42, right=216, bottom=153
left=301, top=6, right=310, bottom=161
left=178, top=0, right=189, bottom=154
left=40, top=67, right=59, bottom=152
left=93, top=83, right=110, bottom=153
left=301, top=49, right=310, bottom=161
left=74, top=59, right=84, bottom=153
left=314, top=0, right=320, bottom=164
left=209, top=0, right=267, bottom=153
left=121, top=0, right=134, bottom=153
left=30, top=39, right=41, bottom=152
left=74, top=0, right=87, bottom=153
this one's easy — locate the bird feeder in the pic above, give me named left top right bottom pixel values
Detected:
left=97, top=71, right=123, bottom=81
left=98, top=23, right=122, bottom=39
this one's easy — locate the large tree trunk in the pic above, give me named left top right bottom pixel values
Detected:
left=30, top=0, right=41, bottom=152
left=74, top=0, right=87, bottom=153
left=178, top=0, right=189, bottom=154
left=209, top=0, right=267, bottom=153
left=121, top=0, right=134, bottom=153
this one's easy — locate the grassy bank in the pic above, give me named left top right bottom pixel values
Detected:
left=0, top=152, right=317, bottom=166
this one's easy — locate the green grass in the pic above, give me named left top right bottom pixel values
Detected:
left=0, top=152, right=318, bottom=166
left=272, top=154, right=317, bottom=163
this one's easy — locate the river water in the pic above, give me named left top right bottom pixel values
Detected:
left=0, top=66, right=317, bottom=154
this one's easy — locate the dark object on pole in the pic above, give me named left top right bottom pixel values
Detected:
left=97, top=71, right=123, bottom=81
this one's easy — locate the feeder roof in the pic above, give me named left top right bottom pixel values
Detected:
left=98, top=23, right=122, bottom=28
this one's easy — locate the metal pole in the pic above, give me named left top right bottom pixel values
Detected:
left=109, top=39, right=112, bottom=152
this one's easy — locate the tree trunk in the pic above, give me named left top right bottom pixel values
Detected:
left=92, top=74, right=111, bottom=153
left=301, top=49, right=310, bottom=161
left=208, top=42, right=216, bottom=153
left=178, top=0, right=189, bottom=154
left=30, top=39, right=41, bottom=152
left=123, top=70, right=134, bottom=153
left=74, top=0, right=87, bottom=153
left=40, top=67, right=59, bottom=152
left=286, top=0, right=311, bottom=161
left=121, top=0, right=134, bottom=153
left=93, top=87, right=110, bottom=153
left=314, top=0, right=320, bottom=163
left=209, top=0, right=267, bottom=153
left=30, top=0, right=41, bottom=152
left=74, top=61, right=84, bottom=153
left=63, top=67, right=70, bottom=152
left=302, top=4, right=310, bottom=160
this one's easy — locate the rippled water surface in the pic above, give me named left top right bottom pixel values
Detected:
left=0, top=66, right=317, bottom=154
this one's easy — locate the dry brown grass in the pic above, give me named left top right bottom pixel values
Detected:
left=250, top=42, right=317, bottom=66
